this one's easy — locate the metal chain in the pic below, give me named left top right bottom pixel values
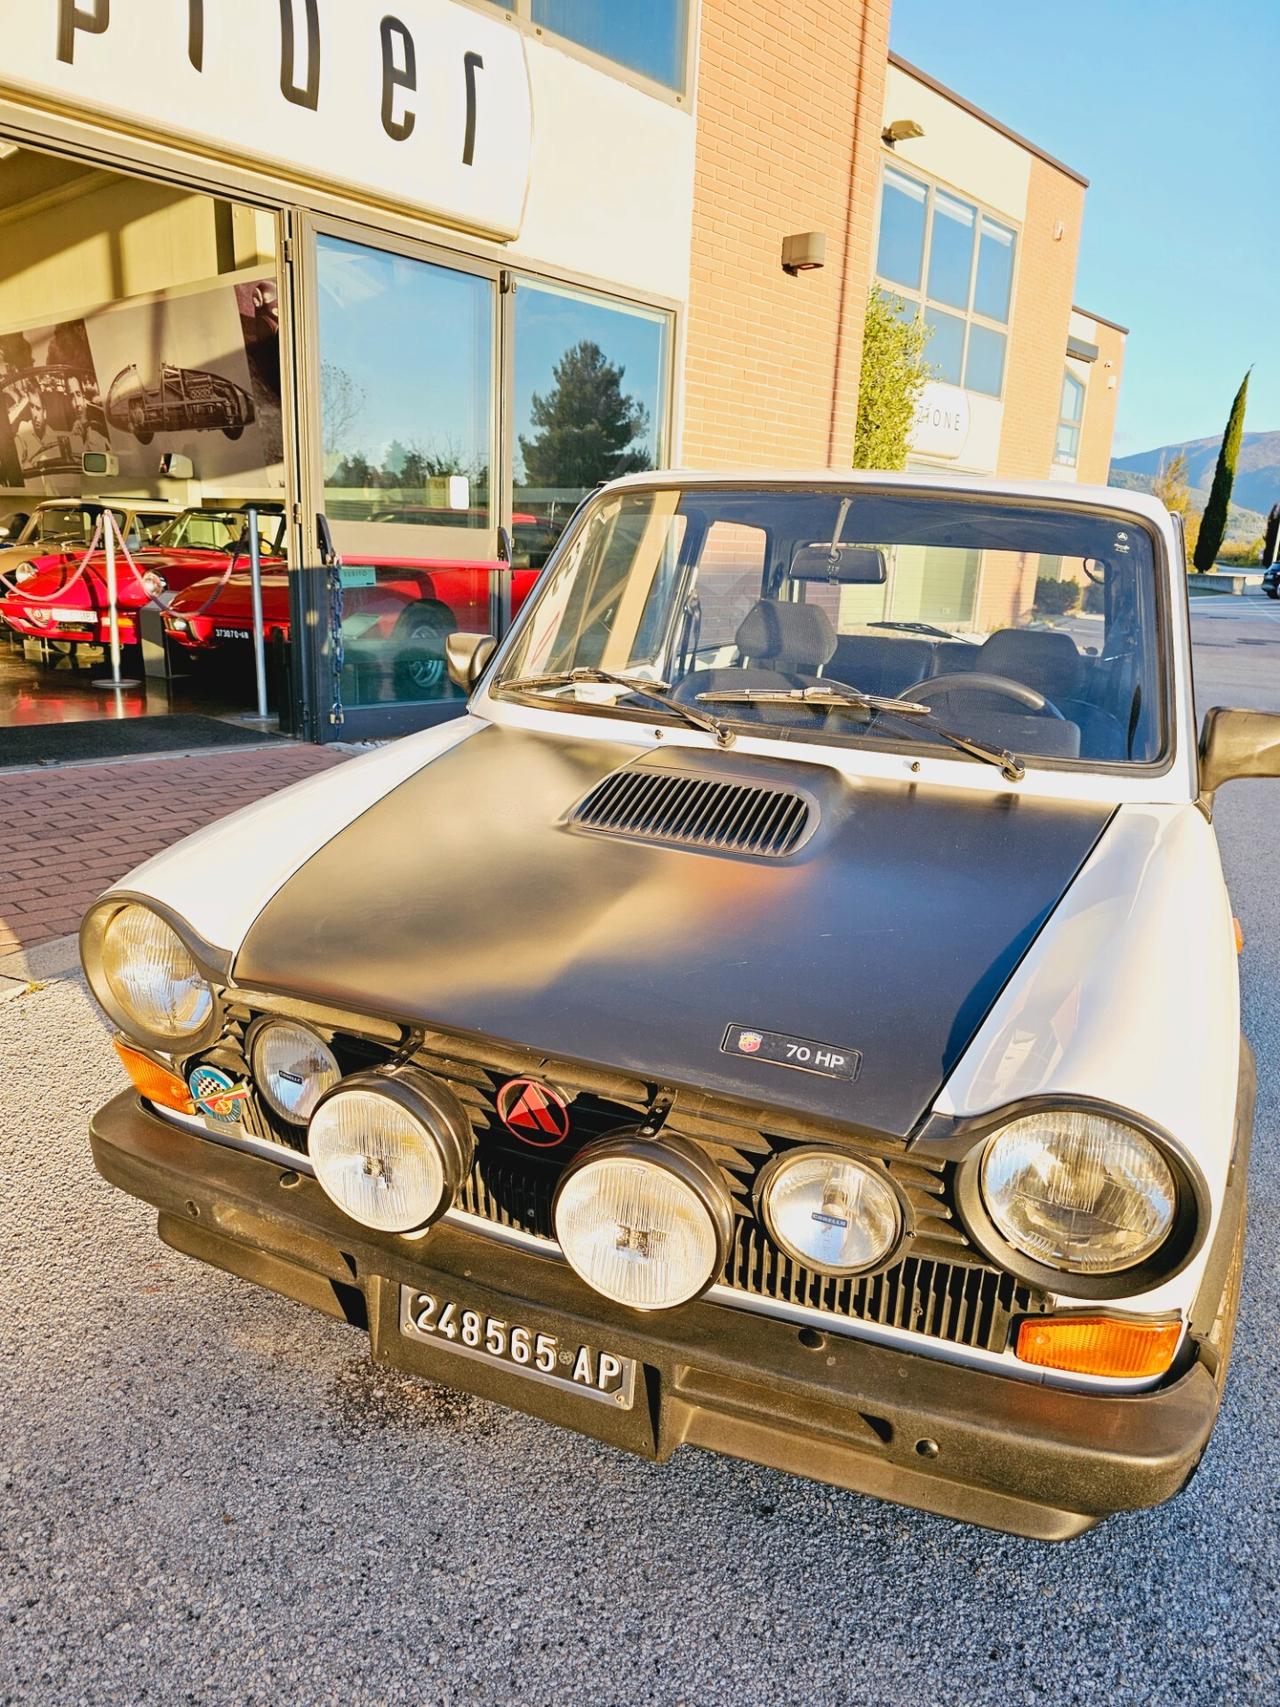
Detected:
left=326, top=553, right=345, bottom=727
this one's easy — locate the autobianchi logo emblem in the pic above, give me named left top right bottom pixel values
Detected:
left=496, top=1077, right=571, bottom=1146
left=188, top=1063, right=251, bottom=1125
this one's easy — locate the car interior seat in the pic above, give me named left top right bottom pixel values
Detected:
left=674, top=598, right=838, bottom=715
left=973, top=628, right=1125, bottom=758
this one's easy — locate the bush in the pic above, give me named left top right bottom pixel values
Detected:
left=1082, top=580, right=1106, bottom=614
left=1034, top=576, right=1079, bottom=617
left=1216, top=538, right=1264, bottom=567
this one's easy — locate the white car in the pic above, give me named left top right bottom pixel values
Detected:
left=80, top=471, right=1266, bottom=1540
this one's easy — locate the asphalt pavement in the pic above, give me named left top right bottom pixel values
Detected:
left=2, top=595, right=1279, bottom=1706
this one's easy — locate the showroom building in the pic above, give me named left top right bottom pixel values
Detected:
left=0, top=2, right=1123, bottom=745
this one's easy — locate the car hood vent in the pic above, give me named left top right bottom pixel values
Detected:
left=569, top=762, right=814, bottom=858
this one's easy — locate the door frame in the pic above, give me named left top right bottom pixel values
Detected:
left=287, top=207, right=510, bottom=743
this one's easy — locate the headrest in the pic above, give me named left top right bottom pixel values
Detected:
left=979, top=627, right=1083, bottom=701
left=735, top=600, right=837, bottom=670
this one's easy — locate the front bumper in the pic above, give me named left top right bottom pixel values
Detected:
left=90, top=1091, right=1224, bottom=1542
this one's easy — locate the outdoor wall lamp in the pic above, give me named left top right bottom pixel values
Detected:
left=882, top=118, right=924, bottom=147
left=781, top=232, right=826, bottom=275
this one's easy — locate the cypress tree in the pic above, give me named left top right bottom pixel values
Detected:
left=1193, top=369, right=1250, bottom=572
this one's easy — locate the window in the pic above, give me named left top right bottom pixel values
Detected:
left=877, top=166, right=927, bottom=291
left=1056, top=370, right=1086, bottom=466
left=696, top=521, right=769, bottom=650
left=513, top=277, right=671, bottom=563
left=489, top=2, right=689, bottom=93
left=874, top=165, right=1018, bottom=400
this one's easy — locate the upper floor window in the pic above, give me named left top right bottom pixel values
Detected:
left=1056, top=370, right=1086, bottom=466
left=874, top=164, right=1018, bottom=400
left=489, top=2, right=689, bottom=93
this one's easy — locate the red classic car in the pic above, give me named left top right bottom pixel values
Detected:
left=163, top=551, right=541, bottom=698
left=0, top=504, right=281, bottom=654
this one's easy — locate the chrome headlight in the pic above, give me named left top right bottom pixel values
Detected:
left=553, top=1136, right=733, bottom=1311
left=309, top=1068, right=472, bottom=1236
left=83, top=901, right=217, bottom=1050
left=759, top=1148, right=902, bottom=1275
left=13, top=561, right=38, bottom=585
left=979, top=1110, right=1176, bottom=1276
left=250, top=1018, right=340, bottom=1125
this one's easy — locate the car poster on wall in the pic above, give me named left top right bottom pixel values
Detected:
left=0, top=317, right=110, bottom=486
left=0, top=271, right=284, bottom=494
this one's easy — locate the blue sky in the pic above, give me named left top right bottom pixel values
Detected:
left=891, top=0, right=1280, bottom=456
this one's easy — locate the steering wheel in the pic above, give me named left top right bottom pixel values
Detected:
left=898, top=672, right=1066, bottom=720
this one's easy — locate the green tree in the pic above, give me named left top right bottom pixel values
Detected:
left=519, top=340, right=651, bottom=487
left=853, top=289, right=931, bottom=470
left=1193, top=370, right=1251, bottom=572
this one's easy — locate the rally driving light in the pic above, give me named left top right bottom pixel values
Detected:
left=759, top=1148, right=901, bottom=1274
left=980, top=1110, right=1176, bottom=1275
left=308, top=1068, right=473, bottom=1236
left=553, top=1136, right=734, bottom=1312
left=88, top=902, right=215, bottom=1048
left=250, top=1018, right=340, bottom=1124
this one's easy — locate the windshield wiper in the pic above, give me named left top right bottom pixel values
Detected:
left=696, top=683, right=1024, bottom=781
left=500, top=668, right=736, bottom=747
left=868, top=620, right=980, bottom=644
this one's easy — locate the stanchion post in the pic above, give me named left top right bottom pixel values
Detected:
left=92, top=508, right=140, bottom=692
left=244, top=506, right=273, bottom=724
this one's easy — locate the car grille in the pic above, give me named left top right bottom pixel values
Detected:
left=203, top=1004, right=1044, bottom=1355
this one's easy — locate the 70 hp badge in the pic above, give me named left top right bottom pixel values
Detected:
left=722, top=1025, right=861, bottom=1080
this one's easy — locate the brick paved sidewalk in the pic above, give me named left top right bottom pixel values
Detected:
left=1, top=743, right=351, bottom=958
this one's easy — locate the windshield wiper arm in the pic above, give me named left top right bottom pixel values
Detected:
left=696, top=684, right=1024, bottom=781
left=501, top=668, right=736, bottom=747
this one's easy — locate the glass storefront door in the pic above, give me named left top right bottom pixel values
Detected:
left=291, top=219, right=675, bottom=742
left=297, top=222, right=502, bottom=733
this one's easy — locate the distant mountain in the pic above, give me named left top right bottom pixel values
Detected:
left=1112, top=431, right=1280, bottom=520
left=1109, top=466, right=1264, bottom=543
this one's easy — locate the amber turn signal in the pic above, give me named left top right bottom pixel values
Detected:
left=113, top=1036, right=194, bottom=1114
left=1233, top=916, right=1244, bottom=954
left=1015, top=1314, right=1182, bottom=1379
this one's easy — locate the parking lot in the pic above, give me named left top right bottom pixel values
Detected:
left=2, top=597, right=1278, bottom=1707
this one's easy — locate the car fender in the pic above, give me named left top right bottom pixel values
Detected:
left=931, top=800, right=1240, bottom=1314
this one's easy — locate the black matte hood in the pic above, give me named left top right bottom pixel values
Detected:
left=234, top=725, right=1111, bottom=1138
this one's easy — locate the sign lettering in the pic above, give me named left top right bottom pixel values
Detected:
left=188, top=0, right=205, bottom=71
left=279, top=0, right=321, bottom=111
left=380, top=15, right=418, bottom=143
left=57, top=0, right=109, bottom=65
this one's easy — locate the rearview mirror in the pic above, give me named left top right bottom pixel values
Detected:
left=1198, top=706, right=1280, bottom=810
left=789, top=543, right=887, bottom=584
left=446, top=631, right=497, bottom=694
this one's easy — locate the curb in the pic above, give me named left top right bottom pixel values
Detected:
left=0, top=933, right=82, bottom=998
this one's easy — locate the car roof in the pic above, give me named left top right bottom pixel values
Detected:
left=31, top=496, right=183, bottom=513
left=599, top=468, right=1174, bottom=529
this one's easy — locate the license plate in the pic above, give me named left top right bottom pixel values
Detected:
left=214, top=626, right=251, bottom=639
left=399, top=1286, right=637, bottom=1410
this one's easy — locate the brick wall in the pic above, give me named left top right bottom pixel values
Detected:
left=1077, top=320, right=1127, bottom=486
left=681, top=0, right=891, bottom=471
left=996, top=157, right=1086, bottom=480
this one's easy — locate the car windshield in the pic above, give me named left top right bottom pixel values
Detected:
left=494, top=484, right=1168, bottom=769
left=151, top=510, right=244, bottom=551
left=22, top=506, right=113, bottom=546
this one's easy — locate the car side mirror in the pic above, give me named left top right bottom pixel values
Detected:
left=1198, top=706, right=1280, bottom=812
left=446, top=631, right=497, bottom=694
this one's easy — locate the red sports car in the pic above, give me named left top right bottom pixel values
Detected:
left=0, top=504, right=283, bottom=654
left=164, top=552, right=540, bottom=698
